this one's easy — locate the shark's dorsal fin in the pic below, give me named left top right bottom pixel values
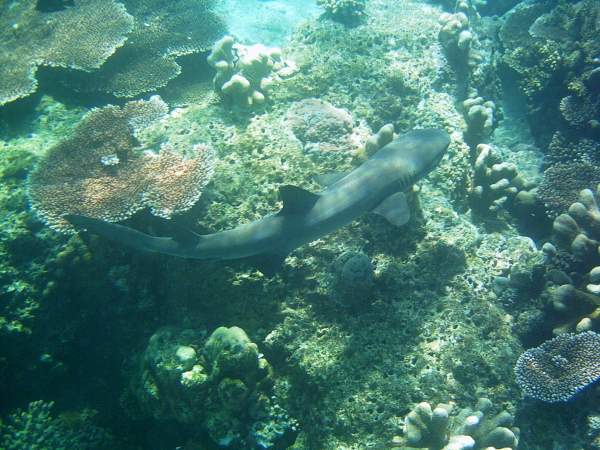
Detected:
left=278, top=185, right=320, bottom=216
left=372, top=192, right=411, bottom=227
left=314, top=171, right=350, bottom=187
left=245, top=253, right=287, bottom=277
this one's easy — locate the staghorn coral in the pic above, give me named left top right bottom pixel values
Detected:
left=0, top=0, right=133, bottom=106
left=130, top=326, right=297, bottom=448
left=515, top=331, right=600, bottom=402
left=27, top=96, right=215, bottom=232
left=208, top=36, right=282, bottom=108
left=65, top=0, right=226, bottom=98
left=392, top=398, right=519, bottom=450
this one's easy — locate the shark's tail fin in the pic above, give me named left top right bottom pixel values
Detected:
left=65, top=214, right=195, bottom=255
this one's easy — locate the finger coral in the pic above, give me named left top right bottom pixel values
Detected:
left=208, top=36, right=282, bottom=109
left=393, top=398, right=519, bottom=450
left=27, top=96, right=215, bottom=232
left=515, top=331, right=600, bottom=402
left=0, top=0, right=134, bottom=106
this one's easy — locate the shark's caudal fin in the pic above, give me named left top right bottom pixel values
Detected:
left=278, top=185, right=320, bottom=215
left=64, top=214, right=198, bottom=254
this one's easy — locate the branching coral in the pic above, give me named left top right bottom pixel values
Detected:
left=208, top=36, right=282, bottom=108
left=65, top=0, right=226, bottom=98
left=392, top=398, right=519, bottom=450
left=0, top=0, right=133, bottom=105
left=515, top=331, right=600, bottom=402
left=27, top=96, right=215, bottom=232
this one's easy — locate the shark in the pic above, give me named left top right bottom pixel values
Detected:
left=66, top=128, right=450, bottom=276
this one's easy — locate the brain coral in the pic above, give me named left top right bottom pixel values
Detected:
left=286, top=98, right=354, bottom=148
left=0, top=0, right=134, bottom=105
left=27, top=96, right=215, bottom=232
left=515, top=331, right=600, bottom=402
left=65, top=0, right=226, bottom=97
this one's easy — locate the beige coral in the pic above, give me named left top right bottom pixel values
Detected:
left=28, top=97, right=215, bottom=232
left=0, top=0, right=134, bottom=105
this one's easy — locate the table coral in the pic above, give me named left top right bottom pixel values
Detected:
left=65, top=0, right=226, bottom=98
left=0, top=0, right=134, bottom=106
left=27, top=96, right=215, bottom=232
left=515, top=331, right=600, bottom=402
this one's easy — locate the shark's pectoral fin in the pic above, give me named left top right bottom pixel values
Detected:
left=278, top=185, right=320, bottom=215
left=372, top=192, right=411, bottom=226
left=314, top=171, right=350, bottom=187
left=153, top=217, right=201, bottom=246
left=245, top=253, right=288, bottom=277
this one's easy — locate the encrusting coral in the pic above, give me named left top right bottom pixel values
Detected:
left=392, top=398, right=519, bottom=450
left=515, top=331, right=600, bottom=402
left=208, top=36, right=282, bottom=108
left=27, top=96, right=215, bottom=232
left=0, top=0, right=134, bottom=105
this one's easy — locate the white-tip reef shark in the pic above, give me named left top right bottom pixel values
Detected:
left=66, top=129, right=450, bottom=276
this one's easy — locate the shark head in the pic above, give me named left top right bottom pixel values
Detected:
left=403, top=129, right=451, bottom=179
left=375, top=128, right=450, bottom=188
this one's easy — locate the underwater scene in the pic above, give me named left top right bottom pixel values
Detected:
left=1, top=0, right=600, bottom=448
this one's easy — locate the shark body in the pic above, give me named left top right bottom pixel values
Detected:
left=67, top=129, right=450, bottom=276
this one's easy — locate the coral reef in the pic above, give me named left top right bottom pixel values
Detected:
left=0, top=400, right=114, bottom=449
left=208, top=35, right=282, bottom=108
left=130, top=326, right=297, bottom=448
left=65, top=0, right=226, bottom=98
left=317, top=0, right=367, bottom=25
left=27, top=96, right=215, bottom=231
left=392, top=397, right=519, bottom=449
left=0, top=0, right=133, bottom=105
left=515, top=331, right=600, bottom=402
